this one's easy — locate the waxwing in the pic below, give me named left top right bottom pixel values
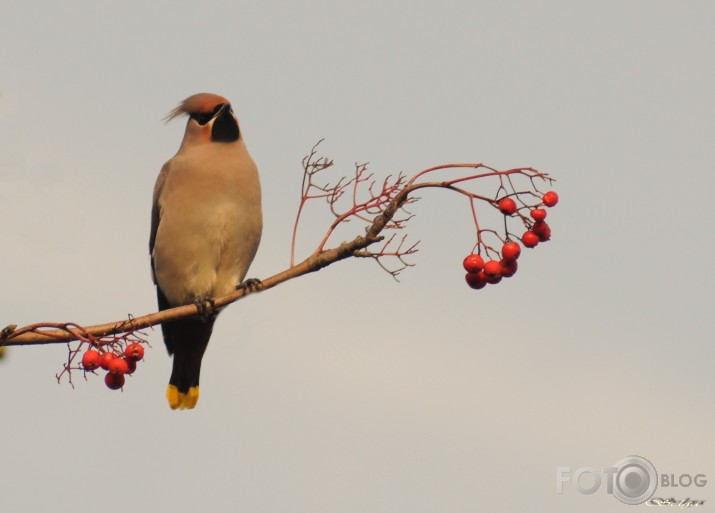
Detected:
left=150, top=93, right=262, bottom=409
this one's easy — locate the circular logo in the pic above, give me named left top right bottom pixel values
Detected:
left=612, top=455, right=658, bottom=505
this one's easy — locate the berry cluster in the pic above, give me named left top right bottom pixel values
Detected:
left=80, top=343, right=145, bottom=390
left=464, top=190, right=559, bottom=290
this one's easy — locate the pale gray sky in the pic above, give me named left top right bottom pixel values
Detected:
left=1, top=1, right=714, bottom=512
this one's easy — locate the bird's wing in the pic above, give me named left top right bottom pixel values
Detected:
left=150, top=160, right=176, bottom=352
left=149, top=161, right=171, bottom=284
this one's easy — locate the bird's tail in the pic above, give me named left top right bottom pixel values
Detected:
left=164, top=317, right=214, bottom=410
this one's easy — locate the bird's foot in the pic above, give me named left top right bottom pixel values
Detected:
left=192, top=295, right=216, bottom=322
left=236, top=277, right=262, bottom=292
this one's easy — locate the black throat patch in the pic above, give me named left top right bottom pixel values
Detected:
left=211, top=110, right=240, bottom=143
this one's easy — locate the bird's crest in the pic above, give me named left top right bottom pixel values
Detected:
left=164, top=93, right=230, bottom=122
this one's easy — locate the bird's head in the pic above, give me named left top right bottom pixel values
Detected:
left=166, top=93, right=241, bottom=146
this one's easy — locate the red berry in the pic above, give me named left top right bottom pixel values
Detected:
left=465, top=271, right=487, bottom=290
left=81, top=349, right=102, bottom=371
left=108, top=357, right=129, bottom=375
left=463, top=254, right=485, bottom=274
left=105, top=372, right=125, bottom=390
left=124, top=359, right=137, bottom=375
left=498, top=197, right=517, bottom=215
left=501, top=241, right=521, bottom=261
left=500, top=258, right=518, bottom=278
left=532, top=221, right=551, bottom=242
left=543, top=191, right=559, bottom=207
left=485, top=273, right=502, bottom=285
left=483, top=260, right=502, bottom=278
left=100, top=352, right=117, bottom=371
left=124, top=343, right=144, bottom=362
left=530, top=208, right=547, bottom=221
left=522, top=231, right=539, bottom=248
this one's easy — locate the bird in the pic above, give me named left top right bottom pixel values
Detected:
left=150, top=93, right=262, bottom=410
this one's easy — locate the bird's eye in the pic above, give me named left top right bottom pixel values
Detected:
left=191, top=112, right=213, bottom=126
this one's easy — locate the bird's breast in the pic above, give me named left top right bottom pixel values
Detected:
left=153, top=147, right=262, bottom=305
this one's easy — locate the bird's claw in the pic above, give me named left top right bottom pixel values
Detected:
left=193, top=296, right=216, bottom=322
left=236, top=277, right=262, bottom=292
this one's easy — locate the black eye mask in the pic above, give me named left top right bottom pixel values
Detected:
left=190, top=112, right=213, bottom=125
left=190, top=104, right=225, bottom=126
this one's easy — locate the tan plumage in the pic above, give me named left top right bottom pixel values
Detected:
left=150, top=93, right=262, bottom=410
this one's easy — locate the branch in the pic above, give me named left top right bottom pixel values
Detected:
left=1, top=201, right=402, bottom=347
left=2, top=149, right=556, bottom=349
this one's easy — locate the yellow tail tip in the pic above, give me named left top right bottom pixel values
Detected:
left=166, top=385, right=200, bottom=410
